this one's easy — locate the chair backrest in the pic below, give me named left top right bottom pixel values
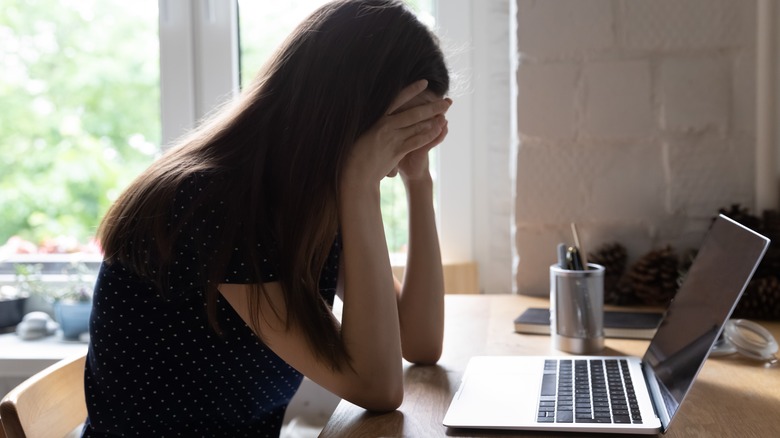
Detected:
left=0, top=353, right=87, bottom=438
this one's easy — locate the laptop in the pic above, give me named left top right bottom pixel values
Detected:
left=443, top=214, right=769, bottom=434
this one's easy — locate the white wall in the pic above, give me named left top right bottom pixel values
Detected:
left=513, top=0, right=758, bottom=295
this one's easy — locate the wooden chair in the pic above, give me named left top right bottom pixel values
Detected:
left=0, top=353, right=87, bottom=438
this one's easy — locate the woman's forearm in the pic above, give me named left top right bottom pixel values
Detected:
left=338, top=180, right=404, bottom=408
left=398, top=175, right=445, bottom=364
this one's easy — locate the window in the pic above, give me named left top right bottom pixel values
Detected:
left=0, top=0, right=159, bottom=257
left=0, top=0, right=496, bottom=292
left=1, top=0, right=484, bottom=285
left=0, top=0, right=516, bottom=291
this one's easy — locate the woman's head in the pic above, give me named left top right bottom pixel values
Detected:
left=244, top=0, right=450, bottom=179
left=258, top=0, right=449, bottom=117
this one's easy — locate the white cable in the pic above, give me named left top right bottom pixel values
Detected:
left=709, top=337, right=737, bottom=357
left=722, top=319, right=778, bottom=363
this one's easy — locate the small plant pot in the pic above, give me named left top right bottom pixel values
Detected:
left=0, top=297, right=28, bottom=329
left=54, top=300, right=92, bottom=340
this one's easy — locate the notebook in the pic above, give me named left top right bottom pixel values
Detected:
left=514, top=308, right=663, bottom=340
left=443, top=215, right=769, bottom=434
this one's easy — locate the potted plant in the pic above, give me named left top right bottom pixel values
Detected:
left=53, top=289, right=92, bottom=340
left=52, top=262, right=94, bottom=341
left=9, top=262, right=94, bottom=340
left=12, top=263, right=53, bottom=316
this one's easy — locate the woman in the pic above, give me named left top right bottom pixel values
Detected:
left=82, top=0, right=451, bottom=435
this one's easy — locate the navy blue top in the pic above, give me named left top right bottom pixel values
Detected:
left=82, top=175, right=341, bottom=437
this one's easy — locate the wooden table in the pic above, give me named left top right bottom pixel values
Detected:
left=320, top=294, right=780, bottom=437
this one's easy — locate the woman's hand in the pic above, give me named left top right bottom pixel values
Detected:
left=397, top=111, right=449, bottom=183
left=343, top=80, right=452, bottom=189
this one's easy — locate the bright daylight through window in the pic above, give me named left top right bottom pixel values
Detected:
left=0, top=0, right=437, bottom=267
left=0, top=0, right=160, bottom=260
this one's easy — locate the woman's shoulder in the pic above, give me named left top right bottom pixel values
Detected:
left=170, top=171, right=234, bottom=220
left=175, top=171, right=226, bottom=200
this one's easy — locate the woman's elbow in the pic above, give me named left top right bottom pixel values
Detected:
left=353, top=381, right=404, bottom=412
left=365, top=390, right=404, bottom=412
left=402, top=345, right=442, bottom=365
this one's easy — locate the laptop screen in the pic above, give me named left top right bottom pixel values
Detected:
left=642, top=215, right=769, bottom=430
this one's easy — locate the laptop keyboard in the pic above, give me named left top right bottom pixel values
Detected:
left=537, top=359, right=643, bottom=424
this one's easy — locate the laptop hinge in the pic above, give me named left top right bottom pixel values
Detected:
left=642, top=361, right=672, bottom=433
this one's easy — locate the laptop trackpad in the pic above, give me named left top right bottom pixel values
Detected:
left=445, top=356, right=543, bottom=428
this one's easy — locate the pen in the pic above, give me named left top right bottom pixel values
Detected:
left=570, top=223, right=588, bottom=269
left=557, top=243, right=567, bottom=269
left=566, top=246, right=584, bottom=271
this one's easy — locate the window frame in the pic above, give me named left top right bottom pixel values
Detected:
left=159, top=0, right=239, bottom=146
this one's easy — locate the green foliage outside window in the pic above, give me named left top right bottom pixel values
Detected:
left=0, top=0, right=433, bottom=255
left=0, top=0, right=159, bottom=249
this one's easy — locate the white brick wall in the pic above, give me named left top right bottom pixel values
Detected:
left=666, top=136, right=755, bottom=215
left=517, top=63, right=579, bottom=139
left=659, top=57, right=729, bottom=133
left=583, top=60, right=654, bottom=138
left=517, top=0, right=614, bottom=56
left=515, top=0, right=757, bottom=295
left=622, top=0, right=746, bottom=50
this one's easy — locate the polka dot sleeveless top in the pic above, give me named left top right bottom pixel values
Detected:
left=82, top=174, right=341, bottom=437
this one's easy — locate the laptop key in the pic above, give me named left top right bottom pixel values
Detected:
left=541, top=374, right=557, bottom=396
left=613, top=415, right=632, bottom=423
left=556, top=411, right=573, bottom=423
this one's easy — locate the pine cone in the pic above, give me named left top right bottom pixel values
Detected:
left=588, top=242, right=628, bottom=305
left=733, top=276, right=780, bottom=320
left=620, top=246, right=679, bottom=307
left=676, top=248, right=697, bottom=288
left=609, top=279, right=643, bottom=306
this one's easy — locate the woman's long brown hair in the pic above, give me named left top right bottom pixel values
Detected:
left=98, top=0, right=449, bottom=370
